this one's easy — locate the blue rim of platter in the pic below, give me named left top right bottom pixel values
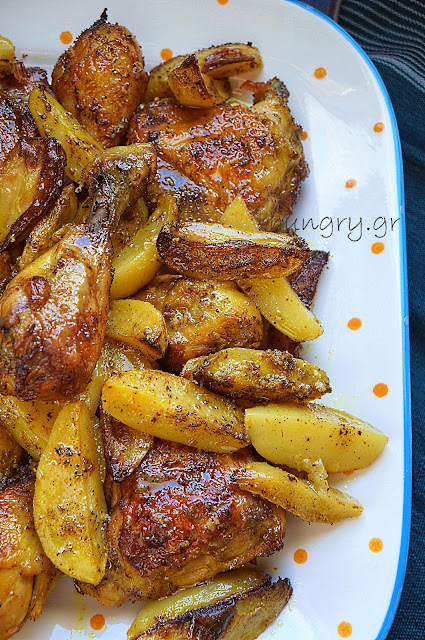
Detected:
left=283, top=2, right=412, bottom=639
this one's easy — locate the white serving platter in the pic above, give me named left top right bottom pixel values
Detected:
left=0, top=1, right=410, bottom=639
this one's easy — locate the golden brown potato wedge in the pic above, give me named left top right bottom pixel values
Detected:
left=101, top=409, right=153, bottom=482
left=28, top=86, right=103, bottom=181
left=145, top=43, right=262, bottom=102
left=111, top=193, right=178, bottom=300
left=181, top=348, right=331, bottom=404
left=230, top=462, right=363, bottom=524
left=78, top=339, right=152, bottom=415
left=168, top=55, right=230, bottom=108
left=0, top=396, right=59, bottom=460
left=132, top=578, right=291, bottom=640
left=0, top=35, right=15, bottom=61
left=128, top=567, right=284, bottom=640
left=220, top=198, right=323, bottom=342
left=136, top=276, right=263, bottom=372
left=52, top=12, right=148, bottom=147
left=34, top=401, right=107, bottom=584
left=102, top=369, right=248, bottom=453
left=0, top=136, right=66, bottom=251
left=220, top=195, right=259, bottom=232
left=240, top=277, right=323, bottom=342
left=245, top=403, right=389, bottom=473
left=17, top=184, right=79, bottom=271
left=157, top=221, right=309, bottom=280
left=106, top=299, right=168, bottom=361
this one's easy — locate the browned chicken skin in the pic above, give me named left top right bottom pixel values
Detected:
left=52, top=11, right=149, bottom=148
left=0, top=144, right=156, bottom=402
left=79, top=438, right=286, bottom=606
left=127, top=78, right=308, bottom=230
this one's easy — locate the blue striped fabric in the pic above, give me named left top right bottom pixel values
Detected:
left=308, top=0, right=424, bottom=637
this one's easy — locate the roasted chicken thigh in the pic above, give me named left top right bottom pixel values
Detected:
left=79, top=437, right=286, bottom=605
left=127, top=78, right=308, bottom=230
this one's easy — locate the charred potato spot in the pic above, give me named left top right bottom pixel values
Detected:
left=0, top=136, right=66, bottom=251
left=52, top=14, right=149, bottom=147
left=144, top=43, right=262, bottom=103
left=156, top=221, right=310, bottom=280
left=168, top=55, right=231, bottom=108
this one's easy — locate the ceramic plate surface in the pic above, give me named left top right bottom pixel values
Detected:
left=0, top=1, right=410, bottom=639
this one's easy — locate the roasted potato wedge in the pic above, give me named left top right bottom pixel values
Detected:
left=132, top=578, right=292, bottom=640
left=29, top=86, right=103, bottom=181
left=230, top=462, right=363, bottom=524
left=128, top=567, right=287, bottom=640
left=0, top=35, right=15, bottom=61
left=101, top=409, right=153, bottom=482
left=157, top=221, right=309, bottom=280
left=240, top=277, right=323, bottom=342
left=245, top=403, right=389, bottom=473
left=111, top=193, right=178, bottom=300
left=52, top=12, right=148, bottom=147
left=145, top=43, right=262, bottom=102
left=0, top=396, right=59, bottom=460
left=168, top=55, right=231, bottom=108
left=17, top=184, right=79, bottom=271
left=106, top=299, right=168, bottom=361
left=0, top=136, right=66, bottom=251
left=34, top=401, right=107, bottom=584
left=78, top=339, right=152, bottom=415
left=220, top=198, right=323, bottom=341
left=102, top=369, right=248, bottom=453
left=136, top=276, right=263, bottom=372
left=181, top=348, right=331, bottom=404
left=220, top=195, right=259, bottom=232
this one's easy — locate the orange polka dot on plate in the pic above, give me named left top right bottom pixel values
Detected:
left=347, top=317, right=362, bottom=331
left=301, top=131, right=308, bottom=141
left=372, top=241, right=385, bottom=254
left=374, top=122, right=385, bottom=133
left=369, top=538, right=383, bottom=553
left=90, top=614, right=105, bottom=631
left=314, top=67, right=327, bottom=79
left=60, top=31, right=73, bottom=45
left=345, top=178, right=357, bottom=189
left=338, top=622, right=352, bottom=638
left=373, top=383, right=388, bottom=398
left=161, top=48, right=173, bottom=61
left=343, top=470, right=355, bottom=476
left=293, top=548, right=308, bottom=564
left=217, top=0, right=229, bottom=4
